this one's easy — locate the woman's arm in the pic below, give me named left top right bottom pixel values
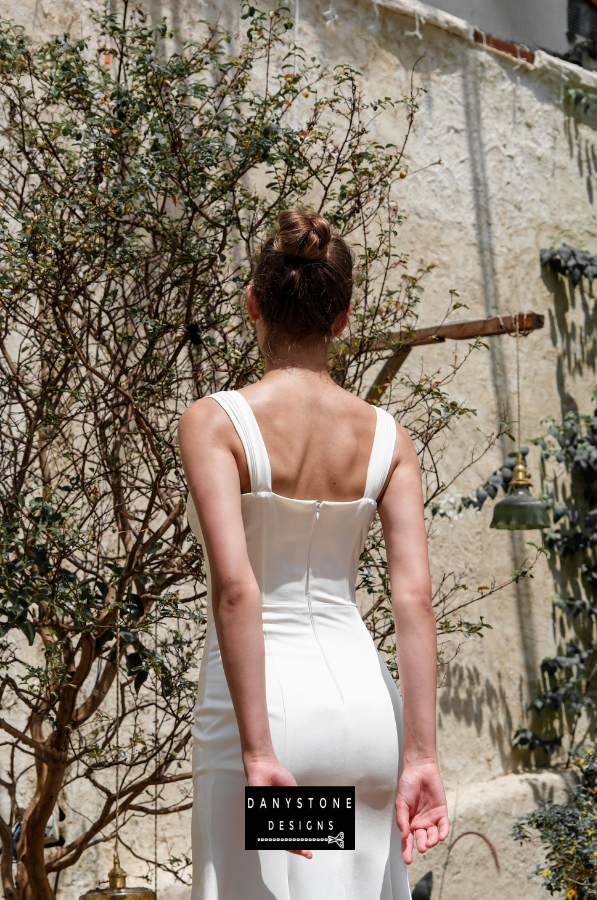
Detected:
left=178, top=399, right=312, bottom=859
left=378, top=424, right=449, bottom=865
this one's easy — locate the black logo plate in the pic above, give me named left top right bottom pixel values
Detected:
left=245, top=786, right=355, bottom=850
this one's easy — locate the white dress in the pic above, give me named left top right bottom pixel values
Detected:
left=188, top=390, right=411, bottom=900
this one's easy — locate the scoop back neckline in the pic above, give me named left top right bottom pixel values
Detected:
left=207, top=390, right=395, bottom=503
left=240, top=490, right=376, bottom=506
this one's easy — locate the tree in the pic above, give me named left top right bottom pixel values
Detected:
left=0, top=2, right=513, bottom=897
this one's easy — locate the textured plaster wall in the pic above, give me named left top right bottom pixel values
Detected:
left=1, top=0, right=596, bottom=896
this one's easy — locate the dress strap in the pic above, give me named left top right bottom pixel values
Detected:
left=209, top=391, right=272, bottom=493
left=362, top=407, right=397, bottom=502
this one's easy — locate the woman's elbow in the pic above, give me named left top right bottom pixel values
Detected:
left=218, top=590, right=243, bottom=613
left=393, top=592, right=434, bottom=619
left=213, top=579, right=258, bottom=617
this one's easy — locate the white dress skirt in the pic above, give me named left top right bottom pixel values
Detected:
left=187, top=390, right=411, bottom=900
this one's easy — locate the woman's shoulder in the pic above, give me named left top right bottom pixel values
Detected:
left=178, top=395, right=235, bottom=445
left=334, top=391, right=413, bottom=450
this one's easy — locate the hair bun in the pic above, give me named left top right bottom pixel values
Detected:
left=253, top=207, right=353, bottom=340
left=272, top=209, right=331, bottom=261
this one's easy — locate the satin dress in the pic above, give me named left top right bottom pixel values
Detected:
left=187, top=390, right=411, bottom=900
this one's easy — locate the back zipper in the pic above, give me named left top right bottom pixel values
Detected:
left=305, top=501, right=321, bottom=598
left=304, top=501, right=344, bottom=703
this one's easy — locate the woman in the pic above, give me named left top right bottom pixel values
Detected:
left=179, top=209, right=449, bottom=900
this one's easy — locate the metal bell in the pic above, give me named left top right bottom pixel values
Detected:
left=79, top=853, right=156, bottom=900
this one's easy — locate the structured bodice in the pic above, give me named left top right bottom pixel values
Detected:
left=188, top=492, right=378, bottom=609
left=186, top=390, right=396, bottom=609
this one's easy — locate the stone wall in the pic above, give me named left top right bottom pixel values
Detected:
left=1, top=0, right=597, bottom=896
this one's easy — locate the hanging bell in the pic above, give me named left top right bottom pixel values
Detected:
left=490, top=455, right=550, bottom=530
left=80, top=853, right=156, bottom=900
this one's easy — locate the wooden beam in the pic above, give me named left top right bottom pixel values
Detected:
left=377, top=312, right=544, bottom=350
left=365, top=347, right=414, bottom=406
left=366, top=312, right=544, bottom=404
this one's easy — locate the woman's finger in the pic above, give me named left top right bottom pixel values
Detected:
left=395, top=799, right=411, bottom=839
left=415, top=828, right=428, bottom=854
left=425, top=824, right=439, bottom=848
left=287, top=848, right=313, bottom=859
left=438, top=816, right=450, bottom=841
left=401, top=830, right=414, bottom=865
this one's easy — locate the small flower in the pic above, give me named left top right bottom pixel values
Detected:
left=567, top=887, right=577, bottom=900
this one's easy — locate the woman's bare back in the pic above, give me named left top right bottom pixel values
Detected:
left=235, top=373, right=382, bottom=502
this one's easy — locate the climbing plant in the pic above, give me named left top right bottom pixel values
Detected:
left=541, top=245, right=597, bottom=286
left=566, top=85, right=597, bottom=116
left=507, top=409, right=597, bottom=760
left=508, top=251, right=597, bottom=760
left=457, top=405, right=597, bottom=761
left=513, top=748, right=597, bottom=900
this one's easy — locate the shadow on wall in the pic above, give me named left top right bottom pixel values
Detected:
left=461, top=47, right=550, bottom=706
left=564, top=103, right=597, bottom=208
left=543, top=258, right=597, bottom=608
left=553, top=98, right=597, bottom=412
left=545, top=268, right=597, bottom=420
left=438, top=663, right=516, bottom=772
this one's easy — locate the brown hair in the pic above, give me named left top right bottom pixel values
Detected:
left=252, top=209, right=353, bottom=340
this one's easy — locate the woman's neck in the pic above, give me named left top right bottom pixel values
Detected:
left=262, top=332, right=331, bottom=375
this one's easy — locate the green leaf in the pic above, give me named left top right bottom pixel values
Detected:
left=134, top=670, right=149, bottom=693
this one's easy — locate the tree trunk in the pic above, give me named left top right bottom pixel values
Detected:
left=0, top=816, right=18, bottom=900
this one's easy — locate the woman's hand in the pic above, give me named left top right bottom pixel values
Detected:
left=395, top=759, right=449, bottom=864
left=245, top=754, right=313, bottom=860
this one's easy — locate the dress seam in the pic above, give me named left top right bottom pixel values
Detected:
left=263, top=629, right=287, bottom=767
left=305, top=509, right=345, bottom=708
